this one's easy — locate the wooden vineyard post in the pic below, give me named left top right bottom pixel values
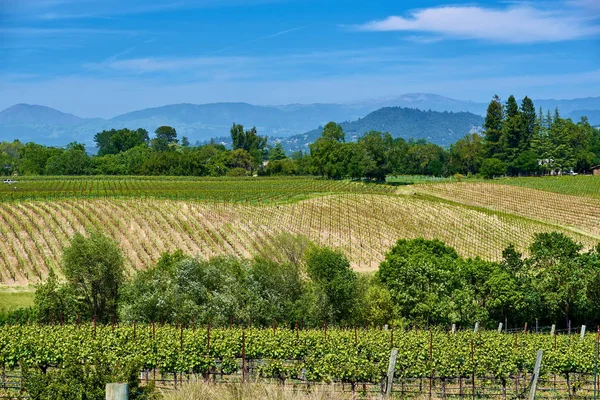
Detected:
left=242, top=329, right=246, bottom=383
left=207, top=319, right=212, bottom=355
left=180, top=324, right=183, bottom=352
left=528, top=350, right=543, bottom=400
left=429, top=330, right=433, bottom=399
left=471, top=339, right=475, bottom=400
left=474, top=322, right=479, bottom=333
left=595, top=326, right=599, bottom=400
left=498, top=322, right=503, bottom=333
left=550, top=324, right=555, bottom=336
left=106, top=383, right=128, bottom=400
left=385, top=348, right=399, bottom=397
left=581, top=325, right=586, bottom=340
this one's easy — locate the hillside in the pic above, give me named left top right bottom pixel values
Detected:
left=1, top=94, right=599, bottom=148
left=0, top=177, right=598, bottom=286
left=277, top=107, right=484, bottom=151
left=0, top=104, right=83, bottom=126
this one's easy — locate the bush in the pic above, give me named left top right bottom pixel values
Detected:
left=24, top=361, right=157, bottom=400
left=479, top=158, right=506, bottom=179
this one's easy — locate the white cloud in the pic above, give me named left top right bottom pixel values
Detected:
left=357, top=5, right=600, bottom=43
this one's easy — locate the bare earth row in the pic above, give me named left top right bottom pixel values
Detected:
left=416, top=182, right=600, bottom=238
left=0, top=193, right=595, bottom=286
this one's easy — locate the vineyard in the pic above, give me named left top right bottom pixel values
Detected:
left=0, top=176, right=395, bottom=203
left=0, top=177, right=599, bottom=285
left=491, top=176, right=600, bottom=200
left=416, top=182, right=600, bottom=238
left=1, top=324, right=599, bottom=398
left=0, top=193, right=596, bottom=285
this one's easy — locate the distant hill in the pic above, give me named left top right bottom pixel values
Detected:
left=347, top=93, right=488, bottom=115
left=272, top=107, right=484, bottom=152
left=1, top=94, right=598, bottom=148
left=566, top=110, right=600, bottom=125
left=0, top=104, right=83, bottom=126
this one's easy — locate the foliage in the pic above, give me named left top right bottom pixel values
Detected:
left=2, top=324, right=600, bottom=387
left=61, top=231, right=125, bottom=323
left=23, top=360, right=157, bottom=400
left=378, top=236, right=600, bottom=328
left=94, top=128, right=150, bottom=156
left=305, top=248, right=358, bottom=324
left=480, top=158, right=506, bottom=179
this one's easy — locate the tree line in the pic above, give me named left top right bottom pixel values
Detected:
left=5, top=230, right=599, bottom=330
left=1, top=95, right=598, bottom=179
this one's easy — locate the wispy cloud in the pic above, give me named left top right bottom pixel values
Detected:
left=214, top=26, right=305, bottom=54
left=0, top=27, right=141, bottom=36
left=5, top=0, right=288, bottom=21
left=85, top=56, right=249, bottom=73
left=356, top=5, right=600, bottom=43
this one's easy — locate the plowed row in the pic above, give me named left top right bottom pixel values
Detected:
left=417, top=182, right=600, bottom=238
left=0, top=194, right=595, bottom=286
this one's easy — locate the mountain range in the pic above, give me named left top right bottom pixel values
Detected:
left=1, top=94, right=599, bottom=149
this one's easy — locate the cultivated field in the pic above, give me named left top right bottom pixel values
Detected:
left=416, top=181, right=600, bottom=238
left=1, top=176, right=598, bottom=286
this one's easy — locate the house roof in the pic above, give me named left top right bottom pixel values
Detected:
left=591, top=165, right=600, bottom=170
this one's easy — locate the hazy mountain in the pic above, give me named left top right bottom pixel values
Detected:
left=347, top=93, right=488, bottom=115
left=566, top=110, right=600, bottom=125
left=0, top=104, right=83, bottom=126
left=268, top=107, right=485, bottom=152
left=1, top=95, right=598, bottom=147
left=535, top=97, right=600, bottom=115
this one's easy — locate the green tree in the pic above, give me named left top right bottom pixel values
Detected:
left=520, top=96, right=536, bottom=151
left=18, top=143, right=63, bottom=175
left=484, top=95, right=504, bottom=157
left=527, top=232, right=592, bottom=326
left=45, top=142, right=92, bottom=175
left=269, top=142, right=287, bottom=162
left=309, top=123, right=348, bottom=179
left=230, top=124, right=268, bottom=170
left=378, top=238, right=461, bottom=325
left=34, top=269, right=77, bottom=324
left=305, top=247, right=357, bottom=323
left=152, top=126, right=178, bottom=151
left=357, top=131, right=393, bottom=180
left=94, top=128, right=149, bottom=156
left=449, top=133, right=485, bottom=175
left=62, top=231, right=125, bottom=322
left=479, top=158, right=506, bottom=178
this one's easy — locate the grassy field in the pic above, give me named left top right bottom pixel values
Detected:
left=0, top=288, right=34, bottom=312
left=491, top=175, right=600, bottom=199
left=0, top=176, right=598, bottom=287
left=0, top=176, right=395, bottom=203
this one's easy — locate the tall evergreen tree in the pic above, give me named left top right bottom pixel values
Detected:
left=484, top=95, right=504, bottom=157
left=505, top=95, right=519, bottom=118
left=501, top=95, right=523, bottom=163
left=520, top=96, right=536, bottom=151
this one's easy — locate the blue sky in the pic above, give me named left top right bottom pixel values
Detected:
left=0, top=0, right=599, bottom=118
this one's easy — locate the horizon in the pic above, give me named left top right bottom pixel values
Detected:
left=1, top=0, right=599, bottom=118
left=3, top=92, right=600, bottom=120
